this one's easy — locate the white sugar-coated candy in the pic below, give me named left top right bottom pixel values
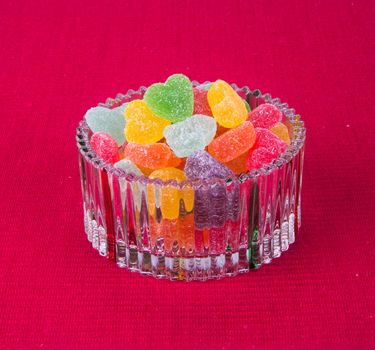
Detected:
left=85, top=104, right=127, bottom=146
left=164, top=114, right=217, bottom=157
left=114, top=159, right=143, bottom=176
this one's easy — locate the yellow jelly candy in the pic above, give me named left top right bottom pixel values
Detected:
left=147, top=168, right=194, bottom=220
left=207, top=80, right=248, bottom=128
left=124, top=100, right=170, bottom=144
left=270, top=122, right=291, bottom=145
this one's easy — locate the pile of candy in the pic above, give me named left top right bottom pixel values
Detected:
left=86, top=74, right=290, bottom=182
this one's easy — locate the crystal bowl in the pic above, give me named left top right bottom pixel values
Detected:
left=76, top=81, right=306, bottom=281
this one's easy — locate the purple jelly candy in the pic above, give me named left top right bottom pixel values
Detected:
left=184, top=150, right=233, bottom=180
left=184, top=150, right=239, bottom=229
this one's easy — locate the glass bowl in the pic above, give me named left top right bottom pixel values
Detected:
left=76, top=81, right=306, bottom=281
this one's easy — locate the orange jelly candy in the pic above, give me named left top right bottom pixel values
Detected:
left=270, top=122, right=291, bottom=145
left=208, top=121, right=256, bottom=163
left=123, top=143, right=181, bottom=170
left=224, top=151, right=249, bottom=174
left=147, top=168, right=194, bottom=220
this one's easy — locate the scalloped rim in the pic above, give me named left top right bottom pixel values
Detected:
left=76, top=81, right=306, bottom=189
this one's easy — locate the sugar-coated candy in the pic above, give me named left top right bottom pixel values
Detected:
left=270, top=122, right=290, bottom=145
left=124, top=100, right=170, bottom=144
left=149, top=167, right=186, bottom=182
left=208, top=121, right=256, bottom=163
left=193, top=88, right=212, bottom=116
left=255, top=127, right=288, bottom=155
left=90, top=132, right=119, bottom=164
left=224, top=151, right=249, bottom=174
left=148, top=168, right=194, bottom=219
left=246, top=147, right=278, bottom=170
left=123, top=143, right=181, bottom=170
left=248, top=103, right=282, bottom=129
left=185, top=150, right=233, bottom=180
left=143, top=74, right=193, bottom=123
left=85, top=104, right=127, bottom=146
left=164, top=114, right=217, bottom=157
left=207, top=80, right=248, bottom=128
left=114, top=159, right=143, bottom=176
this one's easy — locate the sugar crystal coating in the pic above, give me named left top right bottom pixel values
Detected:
left=207, top=80, right=248, bottom=128
left=184, top=150, right=233, bottom=180
left=193, top=88, right=212, bottom=116
left=85, top=104, right=127, bottom=146
left=90, top=132, right=119, bottom=164
left=114, top=159, right=143, bottom=176
left=248, top=103, right=282, bottom=129
left=208, top=121, right=256, bottom=163
left=143, top=74, right=193, bottom=123
left=124, top=143, right=181, bottom=170
left=164, top=114, right=217, bottom=157
left=124, top=99, right=170, bottom=144
left=255, top=128, right=288, bottom=155
left=246, top=147, right=278, bottom=170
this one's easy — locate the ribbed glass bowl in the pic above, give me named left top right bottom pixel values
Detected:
left=76, top=81, right=306, bottom=281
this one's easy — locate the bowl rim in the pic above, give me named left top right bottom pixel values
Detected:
left=76, top=80, right=306, bottom=188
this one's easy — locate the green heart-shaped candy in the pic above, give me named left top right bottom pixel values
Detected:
left=144, top=74, right=193, bottom=123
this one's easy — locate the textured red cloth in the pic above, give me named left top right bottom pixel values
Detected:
left=1, top=0, right=374, bottom=348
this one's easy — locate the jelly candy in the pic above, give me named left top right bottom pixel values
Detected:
left=246, top=147, right=278, bottom=170
left=164, top=114, right=217, bottom=157
left=144, top=74, right=193, bottom=123
left=185, top=150, right=233, bottom=180
left=149, top=167, right=186, bottom=182
left=248, top=103, right=282, bottom=129
left=185, top=151, right=238, bottom=229
left=207, top=80, right=247, bottom=128
left=148, top=168, right=194, bottom=219
left=149, top=217, right=179, bottom=252
left=90, top=132, right=119, bottom=164
left=246, top=128, right=288, bottom=171
left=114, top=159, right=143, bottom=176
left=124, top=100, right=170, bottom=144
left=177, top=213, right=195, bottom=252
left=193, top=88, right=212, bottom=116
left=224, top=151, right=249, bottom=174
left=270, top=122, right=290, bottom=145
left=85, top=104, right=127, bottom=146
left=255, top=128, right=288, bottom=155
left=208, top=121, right=256, bottom=163
left=123, top=143, right=181, bottom=169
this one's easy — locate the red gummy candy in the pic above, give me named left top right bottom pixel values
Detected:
left=193, top=88, right=212, bottom=116
left=255, top=128, right=288, bottom=155
left=90, top=132, right=119, bottom=163
left=248, top=103, right=282, bottom=129
left=246, top=147, right=277, bottom=170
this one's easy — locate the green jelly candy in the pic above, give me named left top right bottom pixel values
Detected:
left=144, top=74, right=193, bottom=123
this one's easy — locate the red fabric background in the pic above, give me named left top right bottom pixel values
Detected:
left=1, top=0, right=374, bottom=348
